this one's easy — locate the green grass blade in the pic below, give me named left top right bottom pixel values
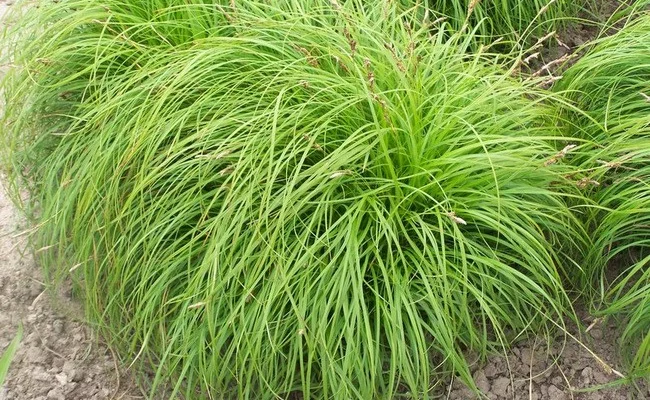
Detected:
left=0, top=324, right=23, bottom=388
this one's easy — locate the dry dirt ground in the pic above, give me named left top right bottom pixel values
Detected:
left=443, top=316, right=650, bottom=400
left=0, top=183, right=147, bottom=400
left=0, top=0, right=649, bottom=399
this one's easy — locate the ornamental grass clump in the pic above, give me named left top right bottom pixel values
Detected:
left=2, top=1, right=588, bottom=398
left=418, top=0, right=584, bottom=47
left=554, top=13, right=650, bottom=381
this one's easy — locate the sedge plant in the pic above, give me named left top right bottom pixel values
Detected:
left=554, top=12, right=650, bottom=382
left=415, top=0, right=586, bottom=48
left=2, top=0, right=589, bottom=398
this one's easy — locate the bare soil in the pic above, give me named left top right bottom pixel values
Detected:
left=443, top=314, right=650, bottom=399
left=0, top=176, right=149, bottom=400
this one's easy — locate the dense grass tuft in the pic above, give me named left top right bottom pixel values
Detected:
left=419, top=0, right=584, bottom=46
left=554, top=13, right=650, bottom=381
left=0, top=1, right=593, bottom=398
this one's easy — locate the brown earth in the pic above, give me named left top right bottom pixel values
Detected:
left=0, top=179, right=146, bottom=400
left=443, top=312, right=650, bottom=399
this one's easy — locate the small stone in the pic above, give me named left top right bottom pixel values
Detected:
left=26, top=313, right=38, bottom=325
left=532, top=367, right=553, bottom=385
left=46, top=388, right=65, bottom=400
left=519, top=347, right=533, bottom=363
left=572, top=357, right=590, bottom=371
left=592, top=368, right=610, bottom=385
left=54, top=373, right=68, bottom=386
left=62, top=360, right=84, bottom=382
left=540, top=383, right=549, bottom=398
left=40, top=336, right=52, bottom=348
left=448, top=379, right=477, bottom=400
left=580, top=366, right=593, bottom=386
left=52, top=358, right=65, bottom=370
left=24, top=347, right=50, bottom=365
left=29, top=282, right=43, bottom=298
left=32, top=366, right=52, bottom=382
left=35, top=382, right=53, bottom=397
left=24, top=332, right=39, bottom=345
left=550, top=375, right=563, bottom=387
left=52, top=320, right=64, bottom=335
left=63, top=381, right=77, bottom=393
left=47, top=366, right=61, bottom=375
left=547, top=384, right=567, bottom=400
left=483, top=362, right=499, bottom=379
left=491, top=377, right=510, bottom=398
left=73, top=369, right=84, bottom=381
left=473, top=370, right=490, bottom=394
left=512, top=380, right=527, bottom=395
left=590, top=328, right=603, bottom=339
left=520, top=346, right=547, bottom=370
